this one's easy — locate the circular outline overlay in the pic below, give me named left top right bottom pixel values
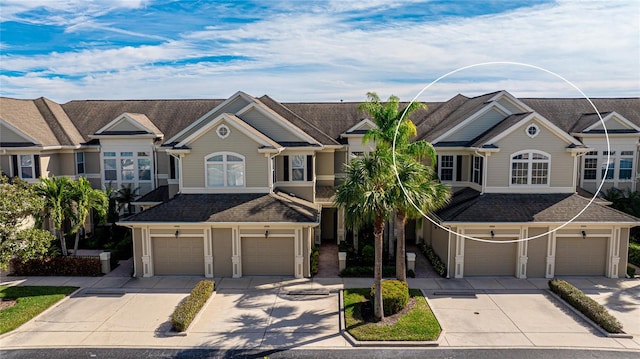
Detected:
left=393, top=61, right=611, bottom=244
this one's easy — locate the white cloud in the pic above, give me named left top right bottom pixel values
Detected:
left=1, top=0, right=638, bottom=102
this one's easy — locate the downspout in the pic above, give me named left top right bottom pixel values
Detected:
left=446, top=224, right=451, bottom=279
left=268, top=147, right=285, bottom=193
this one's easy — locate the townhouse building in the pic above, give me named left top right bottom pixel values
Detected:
left=1, top=90, right=638, bottom=279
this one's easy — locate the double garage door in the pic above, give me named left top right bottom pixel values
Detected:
left=151, top=236, right=297, bottom=277
left=153, top=237, right=204, bottom=275
left=242, top=237, right=294, bottom=276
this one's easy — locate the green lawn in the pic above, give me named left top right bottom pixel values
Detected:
left=0, top=286, right=78, bottom=334
left=343, top=288, right=441, bottom=341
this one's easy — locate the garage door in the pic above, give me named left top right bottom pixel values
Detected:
left=153, top=237, right=204, bottom=275
left=555, top=237, right=607, bottom=276
left=464, top=239, right=517, bottom=276
left=242, top=237, right=294, bottom=276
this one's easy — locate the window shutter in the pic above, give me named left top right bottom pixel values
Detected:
left=34, top=155, right=41, bottom=178
left=306, top=155, right=313, bottom=181
left=283, top=155, right=289, bottom=181
left=11, top=155, right=18, bottom=177
left=456, top=155, right=462, bottom=182
left=169, top=156, right=176, bottom=179
left=479, top=157, right=484, bottom=185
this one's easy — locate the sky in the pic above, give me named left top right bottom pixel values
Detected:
left=0, top=0, right=639, bottom=103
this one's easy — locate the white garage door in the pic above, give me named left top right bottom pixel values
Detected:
left=464, top=239, right=517, bottom=276
left=153, top=237, right=204, bottom=275
left=555, top=237, right=607, bottom=276
left=242, top=237, right=294, bottom=276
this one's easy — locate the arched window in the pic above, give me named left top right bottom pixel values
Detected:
left=205, top=152, right=245, bottom=187
left=510, top=150, right=550, bottom=185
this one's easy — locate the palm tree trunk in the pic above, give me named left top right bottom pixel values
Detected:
left=73, top=227, right=81, bottom=256
left=395, top=211, right=407, bottom=281
left=58, top=229, right=68, bottom=256
left=373, top=216, right=385, bottom=321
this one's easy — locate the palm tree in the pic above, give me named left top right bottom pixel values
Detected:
left=115, top=183, right=139, bottom=216
left=335, top=148, right=395, bottom=320
left=34, top=176, right=72, bottom=256
left=68, top=177, right=108, bottom=255
left=359, top=92, right=449, bottom=280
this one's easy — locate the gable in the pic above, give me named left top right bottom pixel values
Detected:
left=440, top=106, right=508, bottom=143
left=0, top=121, right=38, bottom=145
left=94, top=113, right=163, bottom=138
left=584, top=112, right=640, bottom=132
left=110, top=118, right=145, bottom=132
left=237, top=104, right=313, bottom=143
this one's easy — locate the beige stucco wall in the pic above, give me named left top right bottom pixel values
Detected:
left=156, top=151, right=170, bottom=182
left=526, top=227, right=548, bottom=278
left=212, top=228, right=233, bottom=277
left=42, top=153, right=75, bottom=177
left=334, top=151, right=346, bottom=176
left=316, top=152, right=334, bottom=176
left=181, top=120, right=268, bottom=188
left=487, top=118, right=575, bottom=189
left=277, top=185, right=314, bottom=202
left=85, top=152, right=101, bottom=174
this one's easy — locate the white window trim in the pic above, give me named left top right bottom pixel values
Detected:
left=525, top=123, right=540, bottom=138
left=290, top=154, right=307, bottom=182
left=205, top=151, right=246, bottom=188
left=509, top=150, right=550, bottom=186
left=101, top=150, right=154, bottom=191
left=76, top=152, right=85, bottom=175
left=18, top=154, right=35, bottom=180
left=216, top=124, right=230, bottom=139
left=438, top=155, right=455, bottom=182
left=472, top=155, right=482, bottom=185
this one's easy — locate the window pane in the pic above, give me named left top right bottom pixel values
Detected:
left=137, top=151, right=150, bottom=157
left=21, top=167, right=33, bottom=179
left=440, top=169, right=453, bottom=181
left=104, top=159, right=116, bottom=170
left=621, top=151, right=633, bottom=156
left=104, top=152, right=116, bottom=157
left=76, top=152, right=84, bottom=162
left=121, top=159, right=135, bottom=181
left=583, top=158, right=597, bottom=180
left=292, top=155, right=305, bottom=181
left=532, top=153, right=548, bottom=160
left=207, top=164, right=224, bottom=186
left=77, top=163, right=85, bottom=174
left=207, top=155, right=223, bottom=162
left=121, top=152, right=133, bottom=157
left=601, top=160, right=615, bottom=180
left=531, top=162, right=548, bottom=184
left=227, top=154, right=243, bottom=162
left=138, top=159, right=151, bottom=181
left=20, top=155, right=32, bottom=167
left=511, top=163, right=528, bottom=184
left=619, top=159, right=632, bottom=180
left=292, top=168, right=305, bottom=181
left=227, top=163, right=244, bottom=186
left=512, top=153, right=528, bottom=160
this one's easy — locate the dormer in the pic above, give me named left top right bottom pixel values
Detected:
left=90, top=113, right=164, bottom=140
left=340, top=118, right=377, bottom=157
left=571, top=112, right=640, bottom=137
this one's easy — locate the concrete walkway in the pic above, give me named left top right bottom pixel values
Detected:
left=0, top=274, right=638, bottom=351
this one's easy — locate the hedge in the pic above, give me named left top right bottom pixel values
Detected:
left=10, top=256, right=102, bottom=276
left=627, top=265, right=636, bottom=278
left=370, top=279, right=409, bottom=316
left=310, top=246, right=320, bottom=276
left=171, top=280, right=215, bottom=332
left=628, top=241, right=640, bottom=267
left=340, top=265, right=396, bottom=277
left=418, top=242, right=446, bottom=277
left=548, top=279, right=623, bottom=333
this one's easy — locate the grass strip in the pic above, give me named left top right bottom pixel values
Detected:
left=0, top=285, right=78, bottom=334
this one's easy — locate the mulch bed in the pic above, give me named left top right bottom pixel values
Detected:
left=0, top=298, right=17, bottom=311
left=360, top=297, right=417, bottom=326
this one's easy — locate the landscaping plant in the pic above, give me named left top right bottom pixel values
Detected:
left=370, top=279, right=409, bottom=316
left=171, top=280, right=215, bottom=332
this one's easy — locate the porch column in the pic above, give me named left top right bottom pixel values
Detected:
left=545, top=229, right=556, bottom=279
left=454, top=230, right=465, bottom=278
left=607, top=228, right=621, bottom=278
left=141, top=227, right=153, bottom=277
left=231, top=227, right=242, bottom=278
left=516, top=228, right=528, bottom=279
left=204, top=228, right=213, bottom=278
left=294, top=228, right=304, bottom=278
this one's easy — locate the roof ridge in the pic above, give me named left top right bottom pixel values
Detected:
left=33, top=97, right=73, bottom=146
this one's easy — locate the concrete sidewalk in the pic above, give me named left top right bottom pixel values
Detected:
left=0, top=275, right=638, bottom=351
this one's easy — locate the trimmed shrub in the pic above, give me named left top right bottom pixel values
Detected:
left=310, top=246, right=320, bottom=276
left=418, top=242, right=446, bottom=277
left=370, top=279, right=410, bottom=316
left=340, top=265, right=395, bottom=277
left=10, top=256, right=102, bottom=276
left=627, top=265, right=636, bottom=278
left=171, top=280, right=215, bottom=332
left=628, top=241, right=640, bottom=267
left=548, top=279, right=623, bottom=333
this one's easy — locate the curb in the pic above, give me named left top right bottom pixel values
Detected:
left=545, top=289, right=633, bottom=339
left=338, top=288, right=441, bottom=347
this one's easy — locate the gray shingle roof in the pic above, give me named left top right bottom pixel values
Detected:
left=61, top=99, right=223, bottom=143
left=436, top=189, right=639, bottom=223
left=124, top=192, right=318, bottom=223
left=133, top=185, right=170, bottom=204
